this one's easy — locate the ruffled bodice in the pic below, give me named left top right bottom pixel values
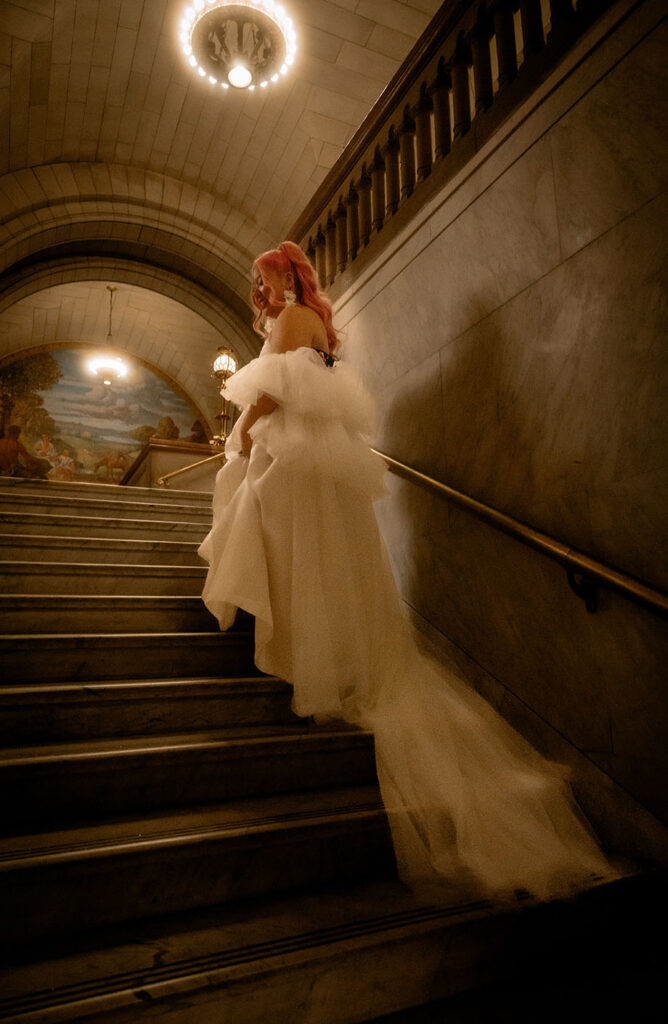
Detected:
left=222, top=346, right=386, bottom=497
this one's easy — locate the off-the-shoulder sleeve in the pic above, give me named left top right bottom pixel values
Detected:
left=224, top=349, right=376, bottom=436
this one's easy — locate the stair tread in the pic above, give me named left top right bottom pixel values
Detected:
left=0, top=630, right=245, bottom=641
left=0, top=675, right=285, bottom=696
left=0, top=878, right=442, bottom=997
left=0, top=532, right=201, bottom=549
left=0, top=872, right=638, bottom=1022
left=0, top=785, right=384, bottom=864
left=0, top=724, right=369, bottom=764
left=0, top=477, right=213, bottom=504
left=0, top=489, right=211, bottom=512
left=0, top=560, right=206, bottom=574
left=0, top=593, right=213, bottom=604
left=0, top=511, right=206, bottom=530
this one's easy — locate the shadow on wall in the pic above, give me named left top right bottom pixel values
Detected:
left=372, top=313, right=668, bottom=851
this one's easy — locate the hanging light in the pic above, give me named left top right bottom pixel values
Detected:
left=179, top=1, right=298, bottom=92
left=86, top=287, right=128, bottom=386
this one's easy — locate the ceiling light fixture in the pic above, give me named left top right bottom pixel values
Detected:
left=179, top=1, right=297, bottom=92
left=86, top=286, right=129, bottom=386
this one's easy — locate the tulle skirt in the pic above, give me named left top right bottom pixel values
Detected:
left=199, top=347, right=615, bottom=900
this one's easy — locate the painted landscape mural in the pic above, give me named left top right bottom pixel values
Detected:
left=0, top=346, right=209, bottom=484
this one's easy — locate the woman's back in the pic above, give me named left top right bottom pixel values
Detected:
left=264, top=303, right=329, bottom=356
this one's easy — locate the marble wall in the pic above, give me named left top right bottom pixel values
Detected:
left=333, top=0, right=668, bottom=859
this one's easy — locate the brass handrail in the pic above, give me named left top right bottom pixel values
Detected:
left=157, top=449, right=226, bottom=487
left=372, top=449, right=668, bottom=618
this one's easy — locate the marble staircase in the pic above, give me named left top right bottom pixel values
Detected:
left=0, top=477, right=660, bottom=1023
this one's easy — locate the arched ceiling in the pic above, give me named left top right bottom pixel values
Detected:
left=0, top=280, right=231, bottom=423
left=0, top=0, right=441, bottom=407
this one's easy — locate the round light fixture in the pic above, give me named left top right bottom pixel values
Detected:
left=87, top=356, right=128, bottom=387
left=179, top=1, right=297, bottom=91
left=212, top=347, right=238, bottom=378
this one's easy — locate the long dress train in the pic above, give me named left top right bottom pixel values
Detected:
left=199, top=344, right=615, bottom=901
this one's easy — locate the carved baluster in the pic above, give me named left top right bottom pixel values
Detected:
left=345, top=183, right=359, bottom=263
left=414, top=83, right=434, bottom=182
left=371, top=146, right=386, bottom=232
left=548, top=0, right=574, bottom=39
left=334, top=198, right=347, bottom=275
left=519, top=0, right=544, bottom=57
left=358, top=164, right=372, bottom=246
left=450, top=36, right=472, bottom=140
left=471, top=6, right=493, bottom=114
left=430, top=59, right=451, bottom=161
left=493, top=0, right=517, bottom=88
left=398, top=106, right=417, bottom=200
left=383, top=127, right=400, bottom=217
left=314, top=226, right=326, bottom=288
left=325, top=213, right=337, bottom=286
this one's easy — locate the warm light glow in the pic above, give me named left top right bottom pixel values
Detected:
left=87, top=357, right=128, bottom=382
left=228, top=64, right=252, bottom=88
left=179, top=0, right=298, bottom=92
left=212, top=348, right=238, bottom=377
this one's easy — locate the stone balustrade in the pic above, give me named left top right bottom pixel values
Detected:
left=289, top=0, right=613, bottom=286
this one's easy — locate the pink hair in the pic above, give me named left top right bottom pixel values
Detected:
left=251, top=241, right=339, bottom=352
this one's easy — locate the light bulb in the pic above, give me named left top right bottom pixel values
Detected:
left=228, top=64, right=252, bottom=88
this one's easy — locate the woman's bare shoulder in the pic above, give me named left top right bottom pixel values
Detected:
left=278, top=304, right=322, bottom=327
left=269, top=304, right=327, bottom=353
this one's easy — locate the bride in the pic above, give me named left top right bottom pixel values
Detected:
left=199, top=241, right=615, bottom=900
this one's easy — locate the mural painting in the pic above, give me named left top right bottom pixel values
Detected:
left=0, top=346, right=209, bottom=484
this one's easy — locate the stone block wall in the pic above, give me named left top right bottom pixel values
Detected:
left=331, top=0, right=668, bottom=863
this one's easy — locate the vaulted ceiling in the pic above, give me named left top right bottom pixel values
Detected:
left=0, top=0, right=441, bottom=413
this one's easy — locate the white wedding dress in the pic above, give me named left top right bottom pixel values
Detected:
left=199, top=341, right=614, bottom=900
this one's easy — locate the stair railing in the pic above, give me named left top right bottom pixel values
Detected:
left=372, top=448, right=668, bottom=618
left=157, top=449, right=226, bottom=488
left=288, top=0, right=616, bottom=285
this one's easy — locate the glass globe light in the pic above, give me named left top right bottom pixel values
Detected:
left=212, top=348, right=238, bottom=379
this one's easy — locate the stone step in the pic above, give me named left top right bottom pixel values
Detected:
left=0, top=595, right=220, bottom=634
left=0, top=788, right=393, bottom=943
left=0, top=872, right=651, bottom=1023
left=0, top=726, right=377, bottom=830
left=0, top=533, right=204, bottom=565
left=0, top=677, right=297, bottom=745
left=0, top=631, right=256, bottom=685
left=0, top=510, right=207, bottom=542
left=0, top=491, right=212, bottom=524
left=0, top=476, right=214, bottom=506
left=0, top=561, right=207, bottom=596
